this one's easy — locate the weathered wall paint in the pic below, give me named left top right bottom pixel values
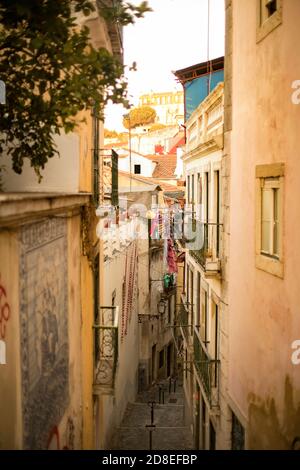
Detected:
left=0, top=212, right=84, bottom=449
left=248, top=376, right=300, bottom=450
left=228, top=0, right=300, bottom=449
left=0, top=275, right=11, bottom=365
left=81, top=253, right=94, bottom=449
left=0, top=277, right=11, bottom=340
left=0, top=231, right=22, bottom=448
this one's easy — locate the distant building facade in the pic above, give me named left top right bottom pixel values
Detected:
left=139, top=91, right=184, bottom=126
left=175, top=81, right=227, bottom=450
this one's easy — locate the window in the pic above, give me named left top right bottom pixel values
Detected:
left=159, top=349, right=164, bottom=369
left=112, top=289, right=116, bottom=307
left=134, top=164, right=141, bottom=174
left=191, top=174, right=195, bottom=205
left=214, top=170, right=221, bottom=257
left=200, top=288, right=208, bottom=344
left=205, top=172, right=209, bottom=222
left=261, top=179, right=280, bottom=258
left=190, top=269, right=194, bottom=327
left=187, top=175, right=190, bottom=204
left=261, top=0, right=277, bottom=22
left=197, top=173, right=202, bottom=205
left=255, top=163, right=284, bottom=278
left=186, top=264, right=190, bottom=303
left=151, top=194, right=158, bottom=207
left=257, top=0, right=282, bottom=42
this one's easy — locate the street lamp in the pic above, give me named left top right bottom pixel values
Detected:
left=157, top=298, right=166, bottom=316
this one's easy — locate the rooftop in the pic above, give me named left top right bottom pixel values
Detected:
left=143, top=154, right=177, bottom=179
left=173, top=56, right=224, bottom=84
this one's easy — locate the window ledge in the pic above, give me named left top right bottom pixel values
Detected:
left=255, top=253, right=284, bottom=278
left=256, top=2, right=282, bottom=43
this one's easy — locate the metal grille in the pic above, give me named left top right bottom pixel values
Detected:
left=193, top=330, right=220, bottom=407
left=94, top=306, right=119, bottom=388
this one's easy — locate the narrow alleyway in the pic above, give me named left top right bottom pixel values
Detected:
left=110, top=379, right=194, bottom=450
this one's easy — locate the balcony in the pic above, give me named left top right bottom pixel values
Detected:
left=93, top=306, right=119, bottom=394
left=193, top=329, right=220, bottom=408
left=185, top=83, right=224, bottom=155
left=177, top=299, right=192, bottom=347
left=189, top=222, right=222, bottom=277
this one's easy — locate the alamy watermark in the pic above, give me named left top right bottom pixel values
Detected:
left=96, top=200, right=208, bottom=251
left=291, top=80, right=300, bottom=104
left=291, top=340, right=300, bottom=365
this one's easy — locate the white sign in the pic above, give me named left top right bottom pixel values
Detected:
left=291, top=80, right=300, bottom=105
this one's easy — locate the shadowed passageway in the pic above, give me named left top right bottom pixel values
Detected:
left=111, top=379, right=193, bottom=450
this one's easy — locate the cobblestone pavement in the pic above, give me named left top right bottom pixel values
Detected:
left=110, top=379, right=194, bottom=450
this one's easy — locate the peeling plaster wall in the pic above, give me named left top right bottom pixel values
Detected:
left=228, top=0, right=300, bottom=449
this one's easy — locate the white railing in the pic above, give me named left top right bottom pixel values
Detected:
left=185, top=86, right=224, bottom=153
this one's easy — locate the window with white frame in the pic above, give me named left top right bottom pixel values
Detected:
left=255, top=163, right=284, bottom=278
left=261, top=178, right=280, bottom=258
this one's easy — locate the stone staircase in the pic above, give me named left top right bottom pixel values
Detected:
left=110, top=379, right=193, bottom=450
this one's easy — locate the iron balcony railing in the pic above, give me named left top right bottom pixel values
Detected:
left=193, top=328, right=220, bottom=407
left=177, top=300, right=192, bottom=345
left=189, top=221, right=222, bottom=275
left=93, top=306, right=119, bottom=390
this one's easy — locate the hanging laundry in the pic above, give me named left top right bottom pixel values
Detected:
left=167, top=238, right=178, bottom=274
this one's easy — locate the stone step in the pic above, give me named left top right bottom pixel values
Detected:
left=119, top=402, right=186, bottom=428
left=111, top=426, right=193, bottom=451
left=110, top=378, right=193, bottom=450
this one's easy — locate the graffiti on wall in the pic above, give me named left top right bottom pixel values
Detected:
left=46, top=417, right=75, bottom=450
left=20, top=219, right=69, bottom=449
left=0, top=276, right=11, bottom=365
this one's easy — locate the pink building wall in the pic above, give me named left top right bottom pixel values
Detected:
left=228, top=0, right=300, bottom=449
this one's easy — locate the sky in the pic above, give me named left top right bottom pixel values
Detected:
left=104, top=0, right=225, bottom=131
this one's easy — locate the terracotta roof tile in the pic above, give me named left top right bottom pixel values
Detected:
left=144, top=155, right=177, bottom=179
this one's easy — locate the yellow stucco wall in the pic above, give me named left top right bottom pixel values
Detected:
left=0, top=230, right=22, bottom=449
left=78, top=110, right=93, bottom=194
left=81, top=254, right=94, bottom=449
left=0, top=213, right=85, bottom=449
